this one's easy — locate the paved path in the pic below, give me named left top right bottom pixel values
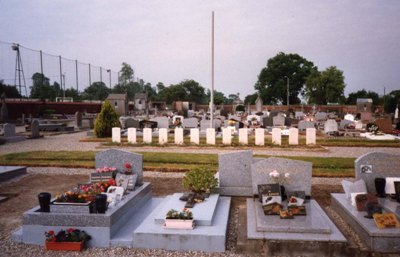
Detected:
left=1, top=131, right=399, bottom=158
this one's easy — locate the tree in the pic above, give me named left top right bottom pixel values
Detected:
left=227, top=94, right=239, bottom=104
left=119, top=62, right=134, bottom=85
left=346, top=89, right=381, bottom=105
left=64, top=88, right=81, bottom=102
left=143, top=83, right=157, bottom=101
left=384, top=90, right=400, bottom=113
left=244, top=93, right=258, bottom=105
left=158, top=84, right=187, bottom=104
left=156, top=82, right=165, bottom=93
left=205, top=89, right=228, bottom=105
left=94, top=99, right=120, bottom=137
left=179, top=80, right=206, bottom=103
left=30, top=73, right=56, bottom=101
left=255, top=52, right=316, bottom=105
left=0, top=80, right=22, bottom=98
left=82, top=81, right=110, bottom=101
left=304, top=66, right=346, bottom=105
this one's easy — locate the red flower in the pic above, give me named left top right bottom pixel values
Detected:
left=124, top=163, right=132, bottom=169
left=67, top=228, right=75, bottom=233
left=51, top=237, right=56, bottom=242
left=48, top=230, right=54, bottom=236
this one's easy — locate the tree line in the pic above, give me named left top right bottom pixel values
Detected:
left=0, top=53, right=399, bottom=113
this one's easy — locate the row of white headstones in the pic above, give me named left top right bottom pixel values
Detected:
left=111, top=127, right=317, bottom=146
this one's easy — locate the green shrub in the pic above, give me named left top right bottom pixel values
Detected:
left=94, top=99, right=120, bottom=138
left=182, top=167, right=218, bottom=194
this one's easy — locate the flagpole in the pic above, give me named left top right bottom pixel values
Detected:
left=210, top=11, right=214, bottom=128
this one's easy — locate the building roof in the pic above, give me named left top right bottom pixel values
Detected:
left=134, top=93, right=148, bottom=100
left=356, top=98, right=373, bottom=103
left=107, top=94, right=127, bottom=100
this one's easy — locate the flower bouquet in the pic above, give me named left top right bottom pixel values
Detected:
left=91, top=166, right=116, bottom=183
left=45, top=228, right=91, bottom=251
left=164, top=208, right=195, bottom=229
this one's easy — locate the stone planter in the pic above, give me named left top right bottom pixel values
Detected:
left=45, top=241, right=85, bottom=251
left=163, top=219, right=195, bottom=230
left=51, top=201, right=93, bottom=214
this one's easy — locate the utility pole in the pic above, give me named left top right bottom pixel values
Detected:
left=210, top=11, right=215, bottom=128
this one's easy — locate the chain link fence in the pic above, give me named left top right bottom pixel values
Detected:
left=0, top=40, right=119, bottom=97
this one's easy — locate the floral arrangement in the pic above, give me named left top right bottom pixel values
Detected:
left=120, top=163, right=133, bottom=175
left=269, top=170, right=290, bottom=185
left=55, top=191, right=87, bottom=203
left=166, top=208, right=193, bottom=220
left=96, top=166, right=117, bottom=173
left=45, top=228, right=91, bottom=242
left=79, top=179, right=116, bottom=196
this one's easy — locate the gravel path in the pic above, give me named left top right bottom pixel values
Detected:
left=1, top=131, right=399, bottom=158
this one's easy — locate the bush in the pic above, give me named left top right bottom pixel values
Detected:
left=182, top=167, right=218, bottom=194
left=94, top=100, right=120, bottom=138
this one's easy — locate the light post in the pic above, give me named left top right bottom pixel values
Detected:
left=286, top=76, right=289, bottom=108
left=107, top=69, right=111, bottom=90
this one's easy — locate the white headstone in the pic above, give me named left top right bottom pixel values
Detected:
left=206, top=128, right=216, bottom=145
left=112, top=127, right=121, bottom=143
left=355, top=121, right=363, bottom=130
left=324, top=119, right=338, bottom=134
left=143, top=128, right=152, bottom=144
left=238, top=128, right=248, bottom=145
left=174, top=128, right=184, bottom=145
left=344, top=114, right=355, bottom=121
left=182, top=118, right=198, bottom=128
left=306, top=128, right=316, bottom=145
left=190, top=128, right=200, bottom=145
left=255, top=128, right=265, bottom=146
left=288, top=127, right=299, bottom=145
left=127, top=128, right=136, bottom=144
left=272, top=128, right=282, bottom=145
left=222, top=128, right=232, bottom=145
left=159, top=128, right=168, bottom=145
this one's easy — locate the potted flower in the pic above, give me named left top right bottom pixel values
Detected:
left=115, top=163, right=137, bottom=191
left=45, top=228, right=91, bottom=251
left=164, top=208, right=195, bottom=229
left=182, top=167, right=218, bottom=198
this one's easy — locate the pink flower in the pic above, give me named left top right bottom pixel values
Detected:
left=125, top=163, right=132, bottom=169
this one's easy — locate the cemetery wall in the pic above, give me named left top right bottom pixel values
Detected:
left=4, top=101, right=102, bottom=120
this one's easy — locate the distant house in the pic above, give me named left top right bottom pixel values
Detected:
left=357, top=98, right=373, bottom=113
left=134, top=93, right=147, bottom=111
left=107, top=94, right=128, bottom=116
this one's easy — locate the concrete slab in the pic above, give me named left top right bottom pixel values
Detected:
left=247, top=198, right=346, bottom=242
left=0, top=166, right=27, bottom=182
left=133, top=196, right=231, bottom=252
left=331, top=193, right=400, bottom=252
left=111, top=197, right=164, bottom=247
left=254, top=200, right=331, bottom=234
left=14, top=183, right=152, bottom=247
left=154, top=193, right=220, bottom=226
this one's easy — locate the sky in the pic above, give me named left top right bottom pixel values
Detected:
left=1, top=0, right=399, bottom=99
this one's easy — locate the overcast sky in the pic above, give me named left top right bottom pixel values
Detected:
left=1, top=0, right=399, bottom=99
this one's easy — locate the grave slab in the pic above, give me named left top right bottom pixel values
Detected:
left=127, top=128, right=136, bottom=144
left=154, top=193, right=220, bottom=226
left=133, top=196, right=231, bottom=253
left=190, top=128, right=199, bottom=145
left=0, top=166, right=27, bottom=182
left=254, top=200, right=331, bottom=234
left=331, top=193, right=400, bottom=252
left=247, top=199, right=346, bottom=242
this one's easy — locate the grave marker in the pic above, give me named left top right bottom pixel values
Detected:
left=238, top=128, right=248, bottom=145
left=255, top=128, right=265, bottom=146
left=288, top=127, right=299, bottom=145
left=127, top=128, right=136, bottom=144
left=143, top=128, right=152, bottom=143
left=174, top=128, right=184, bottom=145
left=272, top=128, right=281, bottom=145
left=306, top=128, right=316, bottom=145
left=190, top=128, right=199, bottom=145
left=159, top=128, right=168, bottom=145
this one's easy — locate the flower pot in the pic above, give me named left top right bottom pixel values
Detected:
left=45, top=241, right=85, bottom=251
left=95, top=194, right=108, bottom=213
left=375, top=178, right=386, bottom=198
left=163, top=219, right=195, bottom=230
left=38, top=192, right=51, bottom=212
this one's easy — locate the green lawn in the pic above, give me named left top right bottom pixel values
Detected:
left=0, top=151, right=356, bottom=177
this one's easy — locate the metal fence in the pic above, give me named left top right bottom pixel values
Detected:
left=0, top=40, right=119, bottom=97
